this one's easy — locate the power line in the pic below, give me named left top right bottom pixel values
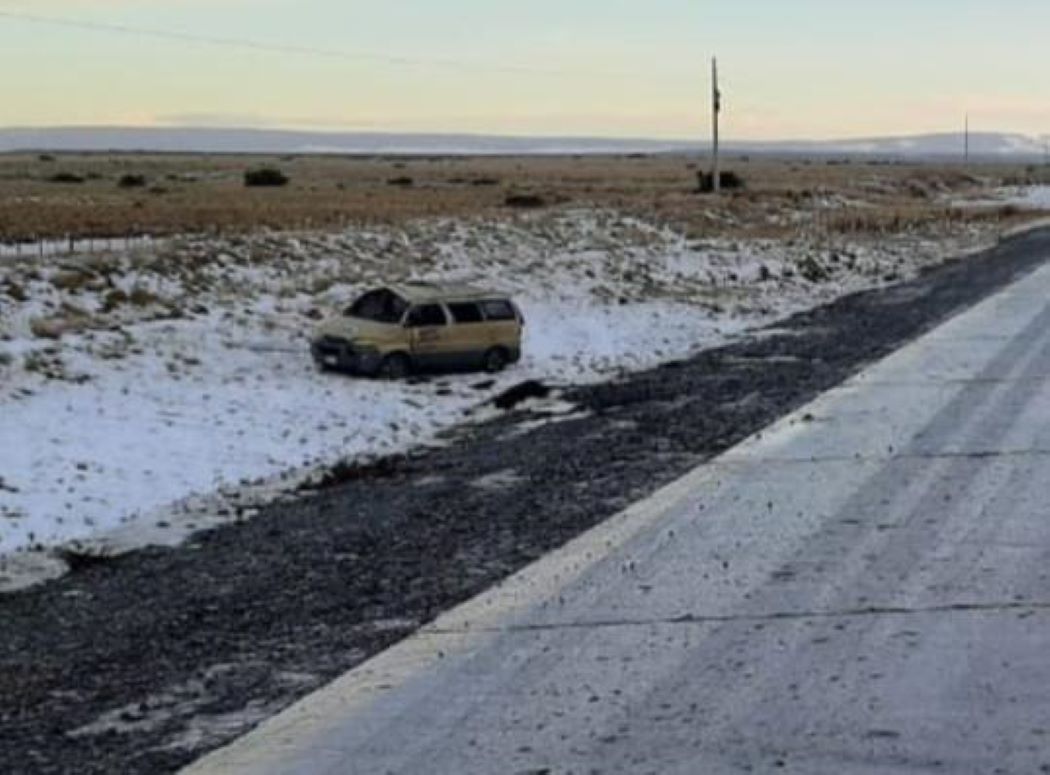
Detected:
left=0, top=7, right=678, bottom=84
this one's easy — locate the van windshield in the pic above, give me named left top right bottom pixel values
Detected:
left=345, top=289, right=409, bottom=324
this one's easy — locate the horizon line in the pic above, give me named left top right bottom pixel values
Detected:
left=0, top=124, right=1045, bottom=146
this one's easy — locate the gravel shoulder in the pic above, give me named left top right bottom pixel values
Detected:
left=1, top=228, right=1049, bottom=774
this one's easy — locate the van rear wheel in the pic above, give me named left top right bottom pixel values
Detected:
left=482, top=347, right=509, bottom=373
left=378, top=353, right=410, bottom=380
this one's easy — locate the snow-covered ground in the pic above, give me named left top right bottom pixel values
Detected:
left=0, top=208, right=995, bottom=588
left=953, top=185, right=1050, bottom=211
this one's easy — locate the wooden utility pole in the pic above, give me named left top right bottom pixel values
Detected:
left=712, top=57, right=721, bottom=193
left=964, top=113, right=970, bottom=165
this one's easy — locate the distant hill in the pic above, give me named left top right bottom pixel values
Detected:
left=0, top=126, right=1044, bottom=160
left=0, top=127, right=687, bottom=156
left=760, top=132, right=1046, bottom=159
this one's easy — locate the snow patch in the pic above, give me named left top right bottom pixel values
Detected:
left=0, top=208, right=997, bottom=589
left=953, top=185, right=1050, bottom=211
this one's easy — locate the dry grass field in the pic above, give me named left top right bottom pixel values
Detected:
left=1, top=152, right=1047, bottom=244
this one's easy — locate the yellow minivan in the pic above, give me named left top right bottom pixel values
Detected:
left=311, top=284, right=524, bottom=379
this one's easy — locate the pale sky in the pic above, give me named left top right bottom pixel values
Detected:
left=0, top=0, right=1047, bottom=140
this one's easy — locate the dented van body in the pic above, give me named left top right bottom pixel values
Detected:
left=310, top=284, right=523, bottom=378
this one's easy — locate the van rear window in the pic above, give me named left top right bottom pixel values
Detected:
left=481, top=300, right=516, bottom=321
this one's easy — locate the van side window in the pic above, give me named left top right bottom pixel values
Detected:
left=406, top=304, right=448, bottom=327
left=481, top=300, right=516, bottom=321
left=448, top=303, right=484, bottom=324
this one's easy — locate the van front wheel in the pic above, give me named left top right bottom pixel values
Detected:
left=482, top=347, right=509, bottom=373
left=378, top=353, right=410, bottom=380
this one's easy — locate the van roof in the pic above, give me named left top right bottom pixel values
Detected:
left=387, top=283, right=507, bottom=304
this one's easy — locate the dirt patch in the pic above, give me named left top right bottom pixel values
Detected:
left=304, top=456, right=406, bottom=491
left=493, top=380, right=551, bottom=410
left=54, top=546, right=120, bottom=574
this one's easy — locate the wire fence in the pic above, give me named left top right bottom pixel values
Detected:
left=0, top=234, right=168, bottom=261
left=0, top=214, right=367, bottom=263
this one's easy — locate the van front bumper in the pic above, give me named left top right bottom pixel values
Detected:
left=310, top=338, right=383, bottom=375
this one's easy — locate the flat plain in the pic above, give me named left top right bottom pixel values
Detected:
left=2, top=152, right=1046, bottom=242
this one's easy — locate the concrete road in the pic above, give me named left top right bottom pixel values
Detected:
left=187, top=259, right=1050, bottom=774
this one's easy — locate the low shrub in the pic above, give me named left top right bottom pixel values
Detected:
left=23, top=350, right=55, bottom=372
left=798, top=255, right=830, bottom=283
left=50, top=270, right=94, bottom=292
left=2, top=281, right=27, bottom=301
left=696, top=170, right=745, bottom=193
left=49, top=172, right=85, bottom=184
left=118, top=174, right=147, bottom=189
left=128, top=286, right=160, bottom=307
left=505, top=193, right=547, bottom=209
left=102, top=289, right=129, bottom=312
left=387, top=176, right=414, bottom=187
left=244, top=168, right=290, bottom=187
